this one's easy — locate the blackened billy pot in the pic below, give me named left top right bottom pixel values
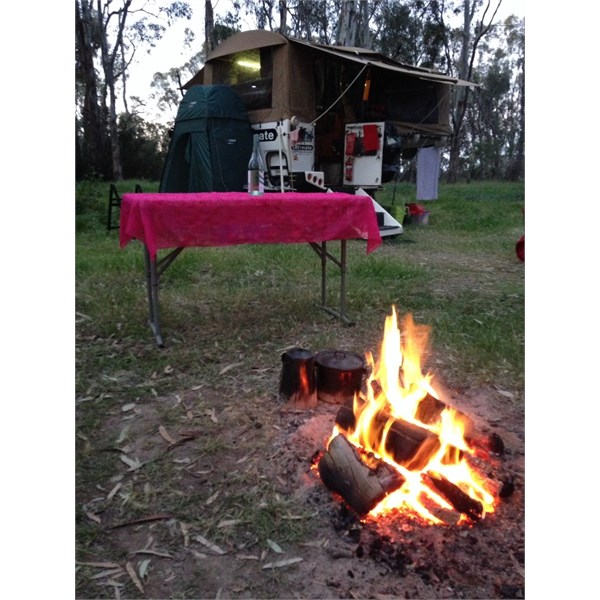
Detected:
left=278, top=347, right=317, bottom=407
left=315, top=350, right=366, bottom=406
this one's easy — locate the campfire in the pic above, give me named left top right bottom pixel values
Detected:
left=316, top=306, right=499, bottom=525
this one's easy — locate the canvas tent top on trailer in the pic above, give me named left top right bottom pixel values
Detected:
left=179, top=30, right=475, bottom=210
left=184, top=30, right=474, bottom=142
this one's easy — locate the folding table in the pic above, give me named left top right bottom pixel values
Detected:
left=120, top=192, right=382, bottom=347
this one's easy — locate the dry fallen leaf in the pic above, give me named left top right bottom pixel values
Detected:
left=138, top=558, right=151, bottom=580
left=219, top=361, right=244, bottom=375
left=106, top=482, right=122, bottom=503
left=266, top=539, right=283, bottom=554
left=217, top=519, right=244, bottom=528
left=76, top=561, right=121, bottom=569
left=116, top=425, right=130, bottom=444
left=205, top=490, right=220, bottom=505
left=121, top=403, right=136, bottom=412
left=120, top=454, right=143, bottom=471
left=89, top=568, right=124, bottom=580
left=85, top=510, right=102, bottom=525
left=180, top=521, right=190, bottom=547
left=125, top=561, right=144, bottom=594
left=132, top=549, right=173, bottom=559
left=158, top=424, right=176, bottom=445
left=262, top=557, right=303, bottom=569
left=194, top=534, right=226, bottom=555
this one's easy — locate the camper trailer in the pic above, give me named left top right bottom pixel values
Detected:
left=181, top=30, right=472, bottom=234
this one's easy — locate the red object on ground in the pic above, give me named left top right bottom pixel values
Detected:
left=406, top=203, right=428, bottom=216
left=516, top=235, right=524, bottom=262
left=120, top=192, right=383, bottom=259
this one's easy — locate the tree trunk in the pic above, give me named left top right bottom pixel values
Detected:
left=337, top=0, right=358, bottom=46
left=76, top=0, right=107, bottom=176
left=108, top=83, right=123, bottom=180
left=278, top=0, right=287, bottom=35
left=96, top=0, right=132, bottom=180
left=446, top=0, right=503, bottom=183
left=357, top=0, right=371, bottom=48
left=205, top=1, right=217, bottom=54
left=507, top=55, right=525, bottom=180
left=446, top=0, right=473, bottom=183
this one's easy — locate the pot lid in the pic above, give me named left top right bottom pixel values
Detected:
left=315, top=350, right=365, bottom=371
left=283, top=347, right=314, bottom=360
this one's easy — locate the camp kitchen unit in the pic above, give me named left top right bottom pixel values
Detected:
left=182, top=30, right=471, bottom=235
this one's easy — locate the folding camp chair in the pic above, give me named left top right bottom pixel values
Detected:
left=107, top=183, right=143, bottom=231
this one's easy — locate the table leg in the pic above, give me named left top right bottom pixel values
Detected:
left=310, top=241, right=354, bottom=325
left=142, top=246, right=185, bottom=348
left=340, top=239, right=347, bottom=318
left=320, top=241, right=328, bottom=307
left=144, top=246, right=165, bottom=348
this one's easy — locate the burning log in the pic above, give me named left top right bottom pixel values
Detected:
left=422, top=473, right=483, bottom=522
left=465, top=431, right=505, bottom=458
left=415, top=392, right=474, bottom=436
left=318, top=433, right=405, bottom=516
left=335, top=405, right=457, bottom=471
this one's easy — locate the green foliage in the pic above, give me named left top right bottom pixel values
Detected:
left=118, top=114, right=170, bottom=180
left=75, top=179, right=160, bottom=233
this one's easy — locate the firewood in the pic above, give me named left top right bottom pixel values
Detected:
left=334, top=405, right=443, bottom=471
left=415, top=392, right=474, bottom=436
left=465, top=431, right=504, bottom=455
left=422, top=472, right=483, bottom=521
left=318, top=433, right=405, bottom=515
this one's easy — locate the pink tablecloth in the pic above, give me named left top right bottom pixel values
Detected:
left=120, top=192, right=382, bottom=259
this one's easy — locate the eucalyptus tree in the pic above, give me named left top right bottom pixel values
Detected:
left=75, top=0, right=192, bottom=180
left=440, top=0, right=505, bottom=182
left=463, top=15, right=524, bottom=180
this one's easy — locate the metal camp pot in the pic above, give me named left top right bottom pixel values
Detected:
left=315, top=350, right=367, bottom=406
left=278, top=347, right=317, bottom=407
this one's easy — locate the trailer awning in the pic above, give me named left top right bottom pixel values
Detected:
left=292, top=39, right=477, bottom=87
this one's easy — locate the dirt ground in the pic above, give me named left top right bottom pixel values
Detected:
left=76, top=378, right=524, bottom=599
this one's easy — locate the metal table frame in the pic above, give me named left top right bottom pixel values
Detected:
left=142, top=240, right=352, bottom=348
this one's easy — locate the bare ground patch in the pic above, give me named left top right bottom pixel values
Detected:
left=76, top=377, right=524, bottom=599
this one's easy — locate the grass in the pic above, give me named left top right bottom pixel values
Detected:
left=75, top=179, right=524, bottom=598
left=76, top=179, right=524, bottom=399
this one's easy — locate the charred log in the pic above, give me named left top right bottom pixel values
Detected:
left=318, top=433, right=405, bottom=515
left=423, top=473, right=483, bottom=522
left=415, top=393, right=474, bottom=435
left=465, top=431, right=505, bottom=458
left=335, top=405, right=461, bottom=471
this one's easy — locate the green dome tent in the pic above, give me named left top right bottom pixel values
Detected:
left=159, top=85, right=253, bottom=193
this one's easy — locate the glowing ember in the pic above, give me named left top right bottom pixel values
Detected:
left=326, top=306, right=497, bottom=524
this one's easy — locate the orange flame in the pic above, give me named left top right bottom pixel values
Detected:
left=299, top=363, right=310, bottom=393
left=329, top=306, right=496, bottom=523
